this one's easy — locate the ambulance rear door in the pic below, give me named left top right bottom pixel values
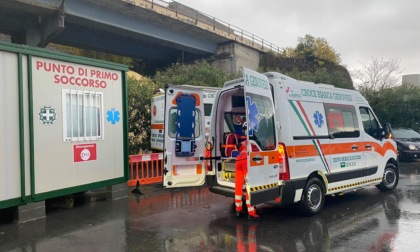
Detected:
left=163, top=85, right=207, bottom=188
left=243, top=68, right=280, bottom=205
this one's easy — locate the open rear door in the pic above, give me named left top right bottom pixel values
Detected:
left=243, top=68, right=280, bottom=205
left=163, top=85, right=206, bottom=188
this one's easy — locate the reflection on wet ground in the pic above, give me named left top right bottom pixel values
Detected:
left=0, top=161, right=419, bottom=251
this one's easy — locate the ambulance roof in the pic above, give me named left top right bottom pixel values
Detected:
left=265, top=72, right=368, bottom=105
left=180, top=84, right=221, bottom=92
left=223, top=71, right=368, bottom=105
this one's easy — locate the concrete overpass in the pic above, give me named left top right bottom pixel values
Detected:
left=0, top=0, right=281, bottom=73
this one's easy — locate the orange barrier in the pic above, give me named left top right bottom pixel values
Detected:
left=128, top=153, right=164, bottom=186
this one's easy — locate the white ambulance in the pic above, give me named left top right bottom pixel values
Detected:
left=151, top=86, right=220, bottom=151
left=163, top=68, right=398, bottom=215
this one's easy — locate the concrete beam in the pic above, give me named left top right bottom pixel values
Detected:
left=210, top=42, right=261, bottom=74
left=24, top=9, right=65, bottom=47
left=62, top=0, right=218, bottom=53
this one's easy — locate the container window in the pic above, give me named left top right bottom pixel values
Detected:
left=62, top=89, right=104, bottom=142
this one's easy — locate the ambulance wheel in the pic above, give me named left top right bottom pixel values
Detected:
left=299, top=178, right=325, bottom=216
left=376, top=163, right=399, bottom=192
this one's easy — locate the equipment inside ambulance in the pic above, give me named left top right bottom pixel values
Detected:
left=163, top=68, right=398, bottom=216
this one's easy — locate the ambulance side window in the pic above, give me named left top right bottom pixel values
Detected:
left=324, top=103, right=359, bottom=138
left=359, top=107, right=380, bottom=139
left=247, top=94, right=276, bottom=151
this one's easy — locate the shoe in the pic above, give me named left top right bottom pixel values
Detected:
left=248, top=214, right=260, bottom=221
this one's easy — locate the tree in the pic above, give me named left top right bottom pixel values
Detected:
left=259, top=51, right=353, bottom=89
left=282, top=34, right=341, bottom=65
left=153, top=61, right=237, bottom=88
left=351, top=58, right=405, bottom=130
left=351, top=57, right=402, bottom=92
left=283, top=68, right=353, bottom=90
left=127, top=75, right=157, bottom=154
left=368, top=84, right=420, bottom=131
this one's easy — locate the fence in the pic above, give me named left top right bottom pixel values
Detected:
left=128, top=153, right=164, bottom=186
left=125, top=0, right=281, bottom=54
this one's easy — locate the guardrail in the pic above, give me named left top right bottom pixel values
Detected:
left=125, top=0, right=281, bottom=54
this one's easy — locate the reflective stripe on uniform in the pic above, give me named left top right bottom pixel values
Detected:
left=235, top=195, right=243, bottom=208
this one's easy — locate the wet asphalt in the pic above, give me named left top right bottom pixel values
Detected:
left=1, top=160, right=420, bottom=251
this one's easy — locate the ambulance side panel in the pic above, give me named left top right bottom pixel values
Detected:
left=320, top=87, right=369, bottom=193
left=274, top=79, right=333, bottom=202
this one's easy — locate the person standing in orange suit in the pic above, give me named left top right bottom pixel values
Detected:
left=234, top=140, right=259, bottom=220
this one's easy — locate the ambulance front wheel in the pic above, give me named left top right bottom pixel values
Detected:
left=376, top=163, right=399, bottom=192
left=299, top=177, right=325, bottom=216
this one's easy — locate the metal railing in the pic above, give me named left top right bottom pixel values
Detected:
left=124, top=0, right=281, bottom=54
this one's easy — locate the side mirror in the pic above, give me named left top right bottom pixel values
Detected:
left=382, top=123, right=392, bottom=139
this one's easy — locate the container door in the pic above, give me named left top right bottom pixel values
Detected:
left=163, top=85, right=206, bottom=188
left=243, top=68, right=279, bottom=205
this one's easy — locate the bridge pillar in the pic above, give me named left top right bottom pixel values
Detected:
left=211, top=42, right=261, bottom=74
left=12, top=9, right=65, bottom=47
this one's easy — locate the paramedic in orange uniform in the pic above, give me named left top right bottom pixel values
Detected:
left=234, top=139, right=259, bottom=220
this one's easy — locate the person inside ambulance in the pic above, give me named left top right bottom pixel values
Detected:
left=232, top=114, right=245, bottom=136
left=234, top=137, right=260, bottom=220
left=223, top=114, right=246, bottom=157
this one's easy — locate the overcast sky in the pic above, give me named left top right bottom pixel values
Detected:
left=176, top=0, right=420, bottom=79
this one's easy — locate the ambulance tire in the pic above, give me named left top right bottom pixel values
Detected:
left=299, top=178, right=325, bottom=216
left=376, top=163, right=399, bottom=192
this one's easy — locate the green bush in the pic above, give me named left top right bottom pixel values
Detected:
left=153, top=61, right=236, bottom=88
left=127, top=76, right=157, bottom=154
